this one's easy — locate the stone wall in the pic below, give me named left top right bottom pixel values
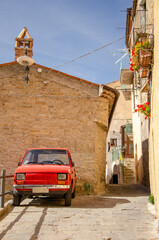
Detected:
left=94, top=123, right=107, bottom=193
left=149, top=0, right=159, bottom=217
left=0, top=62, right=115, bottom=194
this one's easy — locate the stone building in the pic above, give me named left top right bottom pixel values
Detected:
left=149, top=0, right=159, bottom=217
left=0, top=28, right=119, bottom=194
left=106, top=80, right=134, bottom=185
left=125, top=0, right=159, bottom=219
left=125, top=0, right=153, bottom=188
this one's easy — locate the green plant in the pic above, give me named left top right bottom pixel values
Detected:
left=84, top=182, right=92, bottom=195
left=148, top=194, right=154, bottom=205
left=135, top=39, right=152, bottom=56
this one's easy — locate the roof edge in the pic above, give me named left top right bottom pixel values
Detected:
left=0, top=61, right=17, bottom=66
left=0, top=61, right=99, bottom=88
left=34, top=63, right=99, bottom=87
left=106, top=79, right=120, bottom=85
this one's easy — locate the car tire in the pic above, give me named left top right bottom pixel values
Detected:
left=65, top=185, right=72, bottom=206
left=13, top=194, right=21, bottom=206
left=72, top=187, right=76, bottom=199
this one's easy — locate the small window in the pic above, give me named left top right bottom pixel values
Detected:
left=110, top=138, right=117, bottom=147
left=143, top=2, right=146, bottom=10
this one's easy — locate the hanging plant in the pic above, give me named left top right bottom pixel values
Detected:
left=130, top=39, right=153, bottom=76
left=135, top=102, right=151, bottom=119
left=130, top=48, right=139, bottom=72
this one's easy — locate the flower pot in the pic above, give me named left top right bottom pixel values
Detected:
left=139, top=66, right=149, bottom=78
left=139, top=49, right=152, bottom=67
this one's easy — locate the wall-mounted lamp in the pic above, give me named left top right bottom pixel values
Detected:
left=17, top=49, right=34, bottom=83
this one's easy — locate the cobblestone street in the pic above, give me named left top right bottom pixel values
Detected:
left=0, top=188, right=159, bottom=240
left=0, top=185, right=159, bottom=240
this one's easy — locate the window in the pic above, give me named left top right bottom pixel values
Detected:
left=110, top=138, right=117, bottom=147
left=121, top=126, right=134, bottom=158
left=23, top=149, right=69, bottom=165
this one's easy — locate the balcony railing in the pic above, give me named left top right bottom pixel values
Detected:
left=112, top=145, right=126, bottom=162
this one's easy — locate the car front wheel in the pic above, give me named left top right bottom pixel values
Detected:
left=65, top=186, right=72, bottom=206
left=13, top=194, right=21, bottom=206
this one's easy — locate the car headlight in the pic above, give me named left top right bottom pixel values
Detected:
left=16, top=173, right=26, bottom=180
left=57, top=173, right=67, bottom=180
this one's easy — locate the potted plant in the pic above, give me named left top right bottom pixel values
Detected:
left=130, top=39, right=152, bottom=78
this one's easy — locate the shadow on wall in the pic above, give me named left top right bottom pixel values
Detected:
left=135, top=139, right=150, bottom=188
left=142, top=139, right=150, bottom=188
left=135, top=153, right=149, bottom=188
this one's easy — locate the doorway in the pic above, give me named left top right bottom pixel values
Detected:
left=113, top=174, right=118, bottom=184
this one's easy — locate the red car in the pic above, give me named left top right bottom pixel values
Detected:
left=13, top=148, right=77, bottom=206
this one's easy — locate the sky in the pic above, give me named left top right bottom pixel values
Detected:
left=0, top=0, right=133, bottom=85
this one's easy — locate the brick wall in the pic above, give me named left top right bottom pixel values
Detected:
left=0, top=62, right=115, bottom=194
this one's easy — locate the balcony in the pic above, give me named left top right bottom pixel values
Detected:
left=115, top=84, right=132, bottom=101
left=118, top=68, right=134, bottom=101
left=120, top=69, right=134, bottom=85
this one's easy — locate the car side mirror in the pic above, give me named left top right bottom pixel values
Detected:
left=18, top=162, right=21, bottom=166
left=72, top=162, right=75, bottom=167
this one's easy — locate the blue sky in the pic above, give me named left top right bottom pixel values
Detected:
left=0, top=0, right=132, bottom=84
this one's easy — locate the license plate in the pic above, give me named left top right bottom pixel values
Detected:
left=32, top=187, right=49, bottom=193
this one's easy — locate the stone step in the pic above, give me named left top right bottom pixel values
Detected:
left=124, top=176, right=135, bottom=179
left=124, top=172, right=135, bottom=176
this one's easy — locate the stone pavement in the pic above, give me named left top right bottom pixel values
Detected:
left=0, top=185, right=159, bottom=240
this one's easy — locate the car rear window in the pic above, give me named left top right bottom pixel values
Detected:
left=23, top=149, right=69, bottom=165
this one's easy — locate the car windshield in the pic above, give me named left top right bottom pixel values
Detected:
left=22, top=149, right=70, bottom=165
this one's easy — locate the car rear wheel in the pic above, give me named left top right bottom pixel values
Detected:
left=13, top=194, right=21, bottom=206
left=65, top=185, right=72, bottom=206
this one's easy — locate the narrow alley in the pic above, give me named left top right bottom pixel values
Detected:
left=0, top=185, right=158, bottom=240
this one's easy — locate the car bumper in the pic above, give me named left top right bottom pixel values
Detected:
left=13, top=184, right=70, bottom=196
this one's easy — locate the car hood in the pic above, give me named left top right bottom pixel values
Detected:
left=15, top=164, right=71, bottom=174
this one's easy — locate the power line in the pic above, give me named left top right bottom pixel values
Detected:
left=46, top=35, right=125, bottom=76
left=49, top=24, right=152, bottom=74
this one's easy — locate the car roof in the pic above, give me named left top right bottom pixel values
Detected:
left=26, top=148, right=70, bottom=152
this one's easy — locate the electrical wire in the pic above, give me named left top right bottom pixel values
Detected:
left=45, top=24, right=154, bottom=77
left=46, top=35, right=125, bottom=76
